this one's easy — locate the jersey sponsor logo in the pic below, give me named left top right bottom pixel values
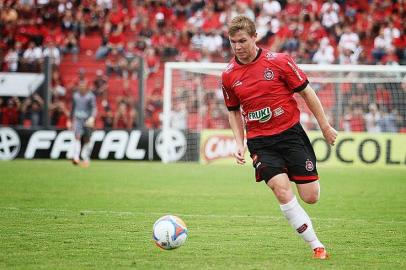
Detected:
left=266, top=51, right=277, bottom=60
left=247, top=107, right=272, bottom=123
left=263, top=68, right=274, bottom=80
left=287, top=61, right=303, bottom=81
left=273, top=106, right=284, bottom=117
left=305, top=159, right=314, bottom=171
left=296, top=223, right=308, bottom=234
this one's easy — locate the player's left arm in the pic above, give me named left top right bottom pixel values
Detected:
left=86, top=94, right=97, bottom=128
left=298, top=85, right=337, bottom=146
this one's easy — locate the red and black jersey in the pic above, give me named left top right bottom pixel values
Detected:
left=221, top=48, right=309, bottom=139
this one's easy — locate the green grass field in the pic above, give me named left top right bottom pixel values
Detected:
left=1, top=160, right=405, bottom=269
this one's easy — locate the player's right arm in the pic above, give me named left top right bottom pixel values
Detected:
left=221, top=72, right=245, bottom=164
left=228, top=110, right=246, bottom=165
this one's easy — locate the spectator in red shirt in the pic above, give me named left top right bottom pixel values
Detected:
left=144, top=47, right=160, bottom=77
left=113, top=100, right=135, bottom=129
left=1, top=97, right=20, bottom=126
left=50, top=100, right=69, bottom=129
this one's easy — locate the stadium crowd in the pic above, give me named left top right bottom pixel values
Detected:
left=0, top=0, right=405, bottom=131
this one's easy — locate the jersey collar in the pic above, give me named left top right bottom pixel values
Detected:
left=235, top=48, right=262, bottom=65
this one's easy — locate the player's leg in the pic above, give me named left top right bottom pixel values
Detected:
left=72, top=119, right=82, bottom=165
left=80, top=127, right=92, bottom=167
left=296, top=181, right=320, bottom=204
left=266, top=174, right=325, bottom=257
left=266, top=173, right=294, bottom=204
left=281, top=125, right=328, bottom=258
left=73, top=134, right=81, bottom=165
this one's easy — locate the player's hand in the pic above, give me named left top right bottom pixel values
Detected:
left=234, top=144, right=246, bottom=165
left=85, top=117, right=95, bottom=128
left=321, top=125, right=338, bottom=146
left=66, top=120, right=72, bottom=130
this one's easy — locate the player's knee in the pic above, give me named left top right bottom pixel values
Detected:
left=301, top=193, right=319, bottom=204
left=269, top=183, right=292, bottom=203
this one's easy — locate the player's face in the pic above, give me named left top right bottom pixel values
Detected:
left=229, top=30, right=257, bottom=64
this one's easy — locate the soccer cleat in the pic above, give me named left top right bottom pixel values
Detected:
left=313, top=247, right=329, bottom=259
left=72, top=159, right=80, bottom=165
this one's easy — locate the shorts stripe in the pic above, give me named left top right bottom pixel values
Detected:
left=290, top=175, right=319, bottom=181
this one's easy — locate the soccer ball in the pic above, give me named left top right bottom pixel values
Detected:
left=152, top=215, right=188, bottom=250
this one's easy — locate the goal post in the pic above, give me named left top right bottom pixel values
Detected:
left=161, top=62, right=406, bottom=163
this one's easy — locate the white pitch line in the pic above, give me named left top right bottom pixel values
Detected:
left=1, top=207, right=406, bottom=225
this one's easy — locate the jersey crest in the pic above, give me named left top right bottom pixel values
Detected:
left=263, top=68, right=274, bottom=80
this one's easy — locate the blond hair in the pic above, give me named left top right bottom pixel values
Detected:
left=228, top=15, right=256, bottom=37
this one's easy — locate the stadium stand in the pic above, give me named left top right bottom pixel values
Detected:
left=0, top=0, right=405, bottom=131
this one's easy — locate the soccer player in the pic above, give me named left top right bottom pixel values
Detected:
left=221, top=15, right=337, bottom=259
left=67, top=81, right=97, bottom=167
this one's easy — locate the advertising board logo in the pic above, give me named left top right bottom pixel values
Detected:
left=203, top=135, right=236, bottom=162
left=156, top=129, right=187, bottom=162
left=0, top=127, right=20, bottom=160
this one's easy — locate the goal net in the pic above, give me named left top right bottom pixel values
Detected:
left=161, top=62, right=406, bottom=163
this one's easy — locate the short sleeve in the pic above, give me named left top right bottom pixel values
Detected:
left=280, top=54, right=309, bottom=92
left=221, top=73, right=240, bottom=111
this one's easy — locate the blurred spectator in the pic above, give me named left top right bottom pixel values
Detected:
left=21, top=41, right=43, bottom=72
left=202, top=30, right=223, bottom=57
left=255, top=9, right=272, bottom=43
left=100, top=100, right=113, bottom=129
left=1, top=97, right=20, bottom=126
left=392, top=28, right=406, bottom=65
left=20, top=94, right=44, bottom=127
left=50, top=100, right=69, bottom=129
left=122, top=42, right=141, bottom=79
left=96, top=27, right=125, bottom=59
left=43, top=40, right=61, bottom=66
left=320, top=0, right=340, bottom=33
left=103, top=3, right=126, bottom=34
left=339, top=47, right=360, bottom=65
left=343, top=106, right=365, bottom=132
left=61, top=31, right=79, bottom=61
left=113, top=100, right=134, bottom=129
left=105, top=48, right=127, bottom=77
left=4, top=45, right=19, bottom=72
left=263, top=0, right=281, bottom=16
left=145, top=87, right=163, bottom=129
left=170, top=101, right=187, bottom=130
left=375, top=84, right=392, bottom=111
left=61, top=10, right=78, bottom=33
left=338, top=25, right=360, bottom=55
left=92, top=69, right=109, bottom=98
left=144, top=47, right=160, bottom=77
left=364, top=103, right=381, bottom=133
left=372, top=27, right=391, bottom=63
left=379, top=108, right=401, bottom=133
left=312, top=37, right=335, bottom=64
left=50, top=70, right=66, bottom=100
